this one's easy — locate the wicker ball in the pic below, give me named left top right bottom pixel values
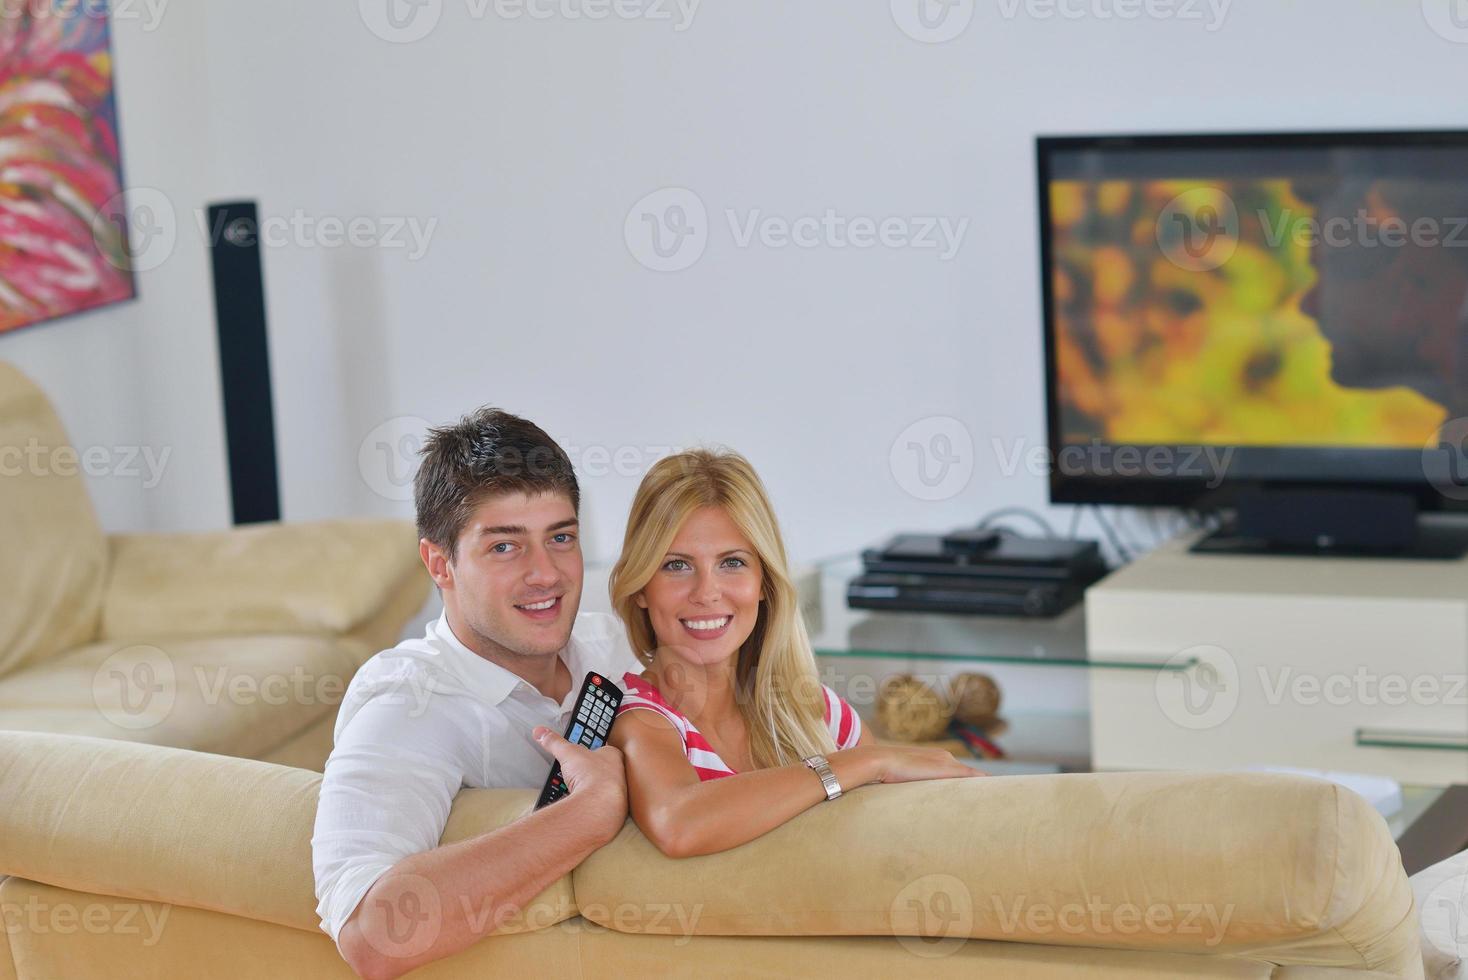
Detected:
left=949, top=672, right=1002, bottom=726
left=875, top=674, right=955, bottom=742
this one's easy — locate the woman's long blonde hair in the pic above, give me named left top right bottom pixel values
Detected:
left=610, top=449, right=835, bottom=769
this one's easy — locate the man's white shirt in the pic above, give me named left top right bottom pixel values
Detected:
left=311, top=610, right=641, bottom=944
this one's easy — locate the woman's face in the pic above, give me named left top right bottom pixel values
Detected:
left=637, top=505, right=764, bottom=671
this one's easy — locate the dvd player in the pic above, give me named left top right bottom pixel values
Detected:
left=846, top=572, right=1087, bottom=617
left=860, top=533, right=1105, bottom=582
left=847, top=530, right=1108, bottom=618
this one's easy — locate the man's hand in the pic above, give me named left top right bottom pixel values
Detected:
left=532, top=727, right=628, bottom=842
left=338, top=732, right=629, bottom=980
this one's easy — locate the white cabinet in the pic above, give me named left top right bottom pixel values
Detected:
left=1086, top=534, right=1468, bottom=786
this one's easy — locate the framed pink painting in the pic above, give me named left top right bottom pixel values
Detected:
left=0, top=3, right=134, bottom=335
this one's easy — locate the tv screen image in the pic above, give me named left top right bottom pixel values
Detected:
left=1038, top=132, right=1468, bottom=508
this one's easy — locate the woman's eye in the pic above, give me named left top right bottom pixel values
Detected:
left=663, top=559, right=689, bottom=572
left=722, top=557, right=746, bottom=568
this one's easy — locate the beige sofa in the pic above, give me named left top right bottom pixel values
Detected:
left=0, top=731, right=1423, bottom=979
left=0, top=360, right=427, bottom=770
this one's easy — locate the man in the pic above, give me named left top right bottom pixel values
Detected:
left=1298, top=176, right=1468, bottom=420
left=312, top=408, right=641, bottom=980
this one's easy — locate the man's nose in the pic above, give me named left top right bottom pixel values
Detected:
left=524, top=546, right=559, bottom=587
left=1299, top=282, right=1320, bottom=321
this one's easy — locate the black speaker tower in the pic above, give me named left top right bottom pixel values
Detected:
left=207, top=200, right=281, bottom=525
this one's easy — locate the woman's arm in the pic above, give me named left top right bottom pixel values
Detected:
left=611, top=709, right=975, bottom=858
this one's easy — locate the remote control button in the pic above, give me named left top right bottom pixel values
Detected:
left=590, top=737, right=604, bottom=749
left=568, top=723, right=584, bottom=743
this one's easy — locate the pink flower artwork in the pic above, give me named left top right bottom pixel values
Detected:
left=1, top=3, right=134, bottom=334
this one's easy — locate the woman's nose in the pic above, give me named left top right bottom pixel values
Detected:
left=690, top=570, right=720, bottom=604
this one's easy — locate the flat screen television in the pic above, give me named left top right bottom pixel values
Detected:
left=1037, top=130, right=1468, bottom=554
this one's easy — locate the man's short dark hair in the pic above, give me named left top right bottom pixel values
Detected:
left=414, top=407, right=580, bottom=561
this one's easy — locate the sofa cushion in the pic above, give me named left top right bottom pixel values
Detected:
left=99, top=519, right=426, bottom=643
left=0, top=361, right=107, bottom=678
left=0, top=633, right=370, bottom=760
left=1, top=878, right=580, bottom=980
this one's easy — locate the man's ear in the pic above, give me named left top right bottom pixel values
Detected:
left=420, top=539, right=454, bottom=590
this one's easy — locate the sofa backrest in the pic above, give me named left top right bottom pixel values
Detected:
left=0, top=732, right=577, bottom=938
left=0, top=361, right=107, bottom=677
left=0, top=732, right=1423, bottom=977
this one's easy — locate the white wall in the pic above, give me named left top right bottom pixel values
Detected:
left=1, top=2, right=230, bottom=532
left=8, top=1, right=1468, bottom=562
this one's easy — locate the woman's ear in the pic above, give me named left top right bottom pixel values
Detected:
left=635, top=591, right=648, bottom=609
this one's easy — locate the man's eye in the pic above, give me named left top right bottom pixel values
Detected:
left=491, top=542, right=514, bottom=554
left=552, top=533, right=576, bottom=545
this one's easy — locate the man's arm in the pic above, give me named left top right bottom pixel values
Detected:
left=336, top=728, right=627, bottom=980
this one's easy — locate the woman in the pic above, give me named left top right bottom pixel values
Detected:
left=609, top=449, right=980, bottom=858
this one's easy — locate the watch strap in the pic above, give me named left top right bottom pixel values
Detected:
left=803, top=754, right=843, bottom=801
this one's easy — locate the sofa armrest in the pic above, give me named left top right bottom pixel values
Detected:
left=99, top=519, right=425, bottom=642
left=574, top=771, right=1423, bottom=975
left=0, top=732, right=572, bottom=936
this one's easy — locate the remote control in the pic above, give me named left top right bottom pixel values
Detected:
left=534, top=671, right=624, bottom=809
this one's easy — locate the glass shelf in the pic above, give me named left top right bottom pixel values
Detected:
left=1388, top=784, right=1448, bottom=839
left=1355, top=728, right=1468, bottom=752
left=806, top=556, right=1193, bottom=671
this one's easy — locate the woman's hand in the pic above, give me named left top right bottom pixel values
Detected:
left=829, top=745, right=985, bottom=788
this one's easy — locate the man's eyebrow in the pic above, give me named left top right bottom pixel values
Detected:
left=478, top=525, right=527, bottom=536
left=477, top=518, right=579, bottom=537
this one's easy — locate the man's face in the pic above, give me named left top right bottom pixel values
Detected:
left=430, top=491, right=583, bottom=661
left=1303, top=236, right=1468, bottom=392
left=1299, top=184, right=1468, bottom=396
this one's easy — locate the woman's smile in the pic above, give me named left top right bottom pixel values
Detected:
left=680, top=614, right=733, bottom=639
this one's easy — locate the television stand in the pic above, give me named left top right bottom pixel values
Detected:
left=1192, top=520, right=1468, bottom=560
left=1189, top=488, right=1468, bottom=560
left=1087, top=529, right=1468, bottom=785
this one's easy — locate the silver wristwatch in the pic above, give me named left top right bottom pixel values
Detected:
left=803, top=754, right=843, bottom=801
